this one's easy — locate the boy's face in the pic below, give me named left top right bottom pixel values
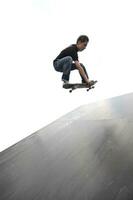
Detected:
left=77, top=41, right=88, bottom=51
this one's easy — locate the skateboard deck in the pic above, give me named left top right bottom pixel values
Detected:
left=63, top=80, right=97, bottom=93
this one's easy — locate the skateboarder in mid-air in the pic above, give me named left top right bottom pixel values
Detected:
left=53, top=35, right=92, bottom=86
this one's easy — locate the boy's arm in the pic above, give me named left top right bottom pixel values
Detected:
left=74, top=61, right=89, bottom=84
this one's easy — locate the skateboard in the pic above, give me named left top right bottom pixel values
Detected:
left=63, top=80, right=97, bottom=93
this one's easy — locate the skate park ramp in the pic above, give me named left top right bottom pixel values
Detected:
left=0, top=92, right=133, bottom=200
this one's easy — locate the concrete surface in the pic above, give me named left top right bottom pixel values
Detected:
left=0, top=93, right=133, bottom=200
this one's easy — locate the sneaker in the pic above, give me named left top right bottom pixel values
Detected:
left=89, top=80, right=95, bottom=85
left=62, top=79, right=69, bottom=84
left=81, top=80, right=94, bottom=87
left=81, top=80, right=87, bottom=84
left=62, top=79, right=69, bottom=87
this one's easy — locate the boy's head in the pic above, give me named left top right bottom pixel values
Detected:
left=76, top=35, right=89, bottom=51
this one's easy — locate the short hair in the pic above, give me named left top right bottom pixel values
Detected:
left=76, top=35, right=89, bottom=43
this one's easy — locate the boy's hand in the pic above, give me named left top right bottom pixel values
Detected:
left=86, top=79, right=90, bottom=85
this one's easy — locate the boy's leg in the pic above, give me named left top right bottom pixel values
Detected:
left=61, top=56, right=73, bottom=81
left=70, top=63, right=89, bottom=83
left=53, top=56, right=73, bottom=81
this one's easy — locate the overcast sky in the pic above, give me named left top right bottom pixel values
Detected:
left=0, top=0, right=133, bottom=151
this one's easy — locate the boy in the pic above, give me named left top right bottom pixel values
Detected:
left=53, top=35, right=91, bottom=86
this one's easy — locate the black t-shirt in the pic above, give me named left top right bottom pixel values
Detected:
left=54, top=44, right=79, bottom=62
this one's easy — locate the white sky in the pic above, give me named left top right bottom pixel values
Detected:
left=0, top=0, right=133, bottom=151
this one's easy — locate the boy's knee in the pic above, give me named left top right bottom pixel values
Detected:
left=66, top=56, right=73, bottom=63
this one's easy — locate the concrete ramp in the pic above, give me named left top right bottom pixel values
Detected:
left=0, top=93, right=133, bottom=200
